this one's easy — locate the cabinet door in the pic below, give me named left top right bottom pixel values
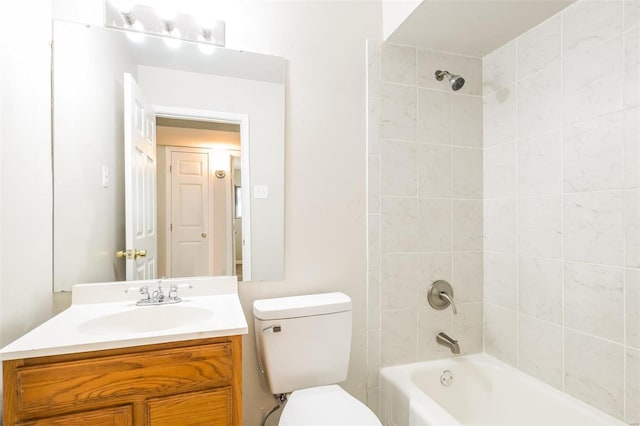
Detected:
left=15, top=342, right=231, bottom=413
left=147, top=388, right=231, bottom=426
left=18, top=405, right=132, bottom=425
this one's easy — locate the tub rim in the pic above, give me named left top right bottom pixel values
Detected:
left=379, top=353, right=626, bottom=426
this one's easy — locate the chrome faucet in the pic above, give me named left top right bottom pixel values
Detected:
left=127, top=281, right=183, bottom=306
left=436, top=332, right=460, bottom=354
left=151, top=284, right=165, bottom=303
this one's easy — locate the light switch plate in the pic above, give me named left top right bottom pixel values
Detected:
left=254, top=185, right=268, bottom=199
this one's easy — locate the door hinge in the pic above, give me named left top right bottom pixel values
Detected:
left=170, top=224, right=173, bottom=231
left=169, top=165, right=172, bottom=173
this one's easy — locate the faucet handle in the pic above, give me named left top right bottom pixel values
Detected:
left=428, top=280, right=457, bottom=314
left=139, top=285, right=150, bottom=300
left=438, top=291, right=458, bottom=315
left=169, top=284, right=178, bottom=300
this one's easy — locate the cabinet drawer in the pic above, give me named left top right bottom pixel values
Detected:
left=15, top=343, right=231, bottom=412
left=148, top=388, right=231, bottom=425
left=17, top=405, right=132, bottom=426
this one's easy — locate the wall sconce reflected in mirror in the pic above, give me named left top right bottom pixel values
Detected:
left=215, top=170, right=226, bottom=179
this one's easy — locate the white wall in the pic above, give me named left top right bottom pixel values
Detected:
left=0, top=1, right=54, bottom=345
left=1, top=1, right=382, bottom=425
left=0, top=0, right=54, bottom=414
left=381, top=0, right=422, bottom=40
left=482, top=1, right=639, bottom=422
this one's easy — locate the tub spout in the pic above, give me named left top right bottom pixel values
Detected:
left=436, top=332, right=460, bottom=354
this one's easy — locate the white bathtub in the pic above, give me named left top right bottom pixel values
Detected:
left=380, top=354, right=625, bottom=426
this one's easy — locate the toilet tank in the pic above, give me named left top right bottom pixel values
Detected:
left=253, top=292, right=352, bottom=395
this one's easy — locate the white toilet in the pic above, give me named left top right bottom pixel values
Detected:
left=253, top=292, right=381, bottom=425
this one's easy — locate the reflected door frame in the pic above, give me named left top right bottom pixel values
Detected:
left=154, top=105, right=252, bottom=281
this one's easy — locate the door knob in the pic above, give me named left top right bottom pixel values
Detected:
left=201, top=233, right=207, bottom=238
left=116, top=249, right=148, bottom=260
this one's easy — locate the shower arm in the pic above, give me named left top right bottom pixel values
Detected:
left=434, top=70, right=450, bottom=81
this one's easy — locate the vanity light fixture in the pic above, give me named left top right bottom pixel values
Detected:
left=200, top=27, right=213, bottom=42
left=161, top=18, right=182, bottom=48
left=121, top=10, right=136, bottom=26
left=157, top=3, right=179, bottom=39
left=105, top=1, right=226, bottom=47
left=162, top=19, right=176, bottom=34
left=119, top=7, right=146, bottom=43
left=110, top=0, right=140, bottom=30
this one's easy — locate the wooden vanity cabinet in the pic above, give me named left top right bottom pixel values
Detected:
left=3, top=335, right=242, bottom=426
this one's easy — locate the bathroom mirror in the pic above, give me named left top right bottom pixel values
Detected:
left=52, top=20, right=285, bottom=291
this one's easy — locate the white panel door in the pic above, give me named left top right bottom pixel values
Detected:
left=171, top=151, right=211, bottom=277
left=124, top=73, right=157, bottom=281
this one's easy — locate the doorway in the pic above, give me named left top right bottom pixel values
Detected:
left=155, top=117, right=243, bottom=280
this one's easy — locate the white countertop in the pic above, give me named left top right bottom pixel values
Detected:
left=0, top=276, right=248, bottom=360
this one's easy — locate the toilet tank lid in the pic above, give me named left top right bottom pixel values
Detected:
left=253, top=292, right=351, bottom=320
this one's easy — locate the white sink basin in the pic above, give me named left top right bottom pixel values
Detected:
left=77, top=304, right=213, bottom=336
left=0, top=276, right=249, bottom=361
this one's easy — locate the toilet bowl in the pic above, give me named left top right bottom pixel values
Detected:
left=280, top=385, right=381, bottom=426
left=253, top=292, right=381, bottom=425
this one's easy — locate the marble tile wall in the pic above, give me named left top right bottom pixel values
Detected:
left=483, top=0, right=640, bottom=422
left=366, top=41, right=484, bottom=415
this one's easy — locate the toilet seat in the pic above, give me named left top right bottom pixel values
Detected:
left=279, top=384, right=381, bottom=426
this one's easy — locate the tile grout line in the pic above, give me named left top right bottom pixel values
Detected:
left=481, top=54, right=486, bottom=357
left=449, top=53, right=455, bottom=354
left=621, top=1, right=627, bottom=420
left=559, top=8, right=566, bottom=395
left=415, top=45, right=421, bottom=363
left=515, top=36, right=521, bottom=371
left=376, top=41, right=383, bottom=411
left=364, top=40, right=371, bottom=402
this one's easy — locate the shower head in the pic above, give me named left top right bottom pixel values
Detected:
left=435, top=70, right=465, bottom=91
